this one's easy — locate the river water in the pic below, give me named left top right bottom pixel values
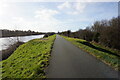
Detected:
left=0, top=35, right=44, bottom=51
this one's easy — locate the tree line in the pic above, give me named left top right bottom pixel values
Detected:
left=59, top=17, right=120, bottom=50
left=0, top=29, right=44, bottom=38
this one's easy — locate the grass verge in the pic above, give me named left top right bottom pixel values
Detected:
left=62, top=35, right=120, bottom=71
left=1, top=35, right=56, bottom=79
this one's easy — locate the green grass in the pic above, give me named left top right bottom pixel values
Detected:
left=62, top=35, right=120, bottom=71
left=1, top=35, right=56, bottom=79
left=91, top=41, right=120, bottom=57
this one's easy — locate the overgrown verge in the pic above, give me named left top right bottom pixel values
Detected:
left=1, top=35, right=56, bottom=79
left=62, top=35, right=120, bottom=71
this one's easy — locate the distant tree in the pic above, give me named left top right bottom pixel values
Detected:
left=67, top=30, right=71, bottom=37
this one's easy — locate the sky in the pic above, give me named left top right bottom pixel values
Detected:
left=0, top=0, right=118, bottom=32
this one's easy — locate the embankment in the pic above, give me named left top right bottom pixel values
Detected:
left=1, top=35, right=56, bottom=79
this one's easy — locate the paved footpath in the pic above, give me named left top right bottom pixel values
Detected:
left=46, top=35, right=119, bottom=78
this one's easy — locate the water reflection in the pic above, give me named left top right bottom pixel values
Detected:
left=0, top=35, right=44, bottom=50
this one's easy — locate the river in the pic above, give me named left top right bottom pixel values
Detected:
left=0, top=35, right=44, bottom=51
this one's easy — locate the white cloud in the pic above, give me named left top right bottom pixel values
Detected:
left=12, top=17, right=24, bottom=23
left=0, top=1, right=9, bottom=16
left=58, top=1, right=87, bottom=15
left=57, top=1, right=71, bottom=9
left=0, top=6, right=61, bottom=32
left=35, top=8, right=59, bottom=19
left=34, top=8, right=60, bottom=32
left=74, top=2, right=86, bottom=13
left=17, top=8, right=59, bottom=32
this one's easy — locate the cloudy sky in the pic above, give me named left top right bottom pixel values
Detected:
left=0, top=0, right=118, bottom=32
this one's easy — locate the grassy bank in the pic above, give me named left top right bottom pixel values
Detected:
left=1, top=35, right=56, bottom=79
left=62, top=36, right=120, bottom=71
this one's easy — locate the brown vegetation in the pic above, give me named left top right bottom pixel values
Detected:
left=59, top=17, right=120, bottom=51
